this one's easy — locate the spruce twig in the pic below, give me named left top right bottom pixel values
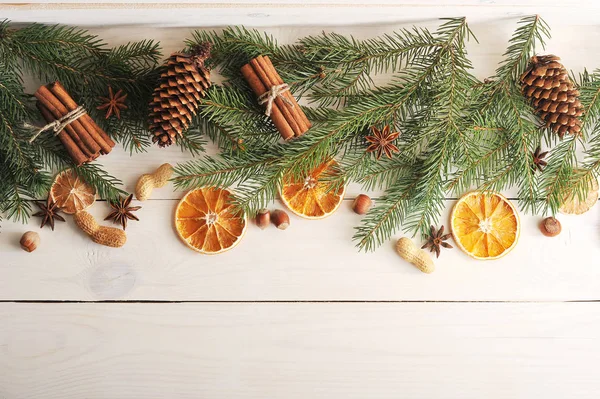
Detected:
left=0, top=20, right=159, bottom=224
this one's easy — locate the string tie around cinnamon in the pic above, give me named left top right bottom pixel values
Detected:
left=258, top=84, right=293, bottom=116
left=26, top=106, right=87, bottom=144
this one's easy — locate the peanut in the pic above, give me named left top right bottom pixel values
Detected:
left=135, top=163, right=173, bottom=201
left=395, top=237, right=435, bottom=274
left=74, top=211, right=126, bottom=248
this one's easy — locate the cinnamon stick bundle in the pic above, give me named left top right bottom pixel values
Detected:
left=33, top=82, right=115, bottom=166
left=241, top=55, right=311, bottom=140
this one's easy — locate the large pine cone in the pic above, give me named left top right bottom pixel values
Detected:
left=520, top=55, right=584, bottom=138
left=149, top=43, right=212, bottom=147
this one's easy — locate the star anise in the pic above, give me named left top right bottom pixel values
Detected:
left=421, top=225, right=453, bottom=258
left=97, top=86, right=128, bottom=119
left=365, top=125, right=400, bottom=160
left=32, top=197, right=66, bottom=230
left=532, top=146, right=548, bottom=173
left=104, top=194, right=141, bottom=230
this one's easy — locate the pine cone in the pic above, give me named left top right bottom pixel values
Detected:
left=149, top=42, right=212, bottom=147
left=520, top=55, right=584, bottom=138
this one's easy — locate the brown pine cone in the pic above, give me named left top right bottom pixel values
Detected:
left=149, top=42, right=212, bottom=147
left=520, top=55, right=584, bottom=138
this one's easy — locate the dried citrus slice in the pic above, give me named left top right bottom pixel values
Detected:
left=280, top=160, right=346, bottom=219
left=559, top=170, right=599, bottom=215
left=175, top=187, right=247, bottom=255
left=450, top=191, right=520, bottom=260
left=49, top=169, right=97, bottom=214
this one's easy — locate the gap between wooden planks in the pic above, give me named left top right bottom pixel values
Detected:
left=1, top=198, right=600, bottom=302
left=0, top=301, right=599, bottom=399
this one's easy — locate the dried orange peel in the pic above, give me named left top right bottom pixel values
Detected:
left=174, top=187, right=247, bottom=255
left=559, top=170, right=599, bottom=215
left=450, top=191, right=520, bottom=260
left=49, top=169, right=97, bottom=214
left=280, top=160, right=346, bottom=219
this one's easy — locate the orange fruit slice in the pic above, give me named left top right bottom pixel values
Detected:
left=50, top=169, right=97, bottom=214
left=450, top=191, right=520, bottom=260
left=559, top=170, right=599, bottom=215
left=280, top=160, right=346, bottom=219
left=175, top=187, right=247, bottom=254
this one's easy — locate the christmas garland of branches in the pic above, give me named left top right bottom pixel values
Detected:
left=2, top=16, right=600, bottom=253
left=173, top=16, right=600, bottom=251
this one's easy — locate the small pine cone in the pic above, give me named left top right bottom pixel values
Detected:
left=520, top=55, right=584, bottom=138
left=149, top=42, right=212, bottom=147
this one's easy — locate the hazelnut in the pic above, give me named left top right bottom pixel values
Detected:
left=540, top=217, right=561, bottom=237
left=255, top=209, right=271, bottom=230
left=20, top=231, right=40, bottom=252
left=271, top=209, right=290, bottom=230
left=352, top=194, right=372, bottom=215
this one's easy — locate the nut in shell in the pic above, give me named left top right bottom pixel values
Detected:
left=352, top=194, right=372, bottom=215
left=271, top=209, right=290, bottom=230
left=20, top=231, right=40, bottom=252
left=395, top=237, right=435, bottom=274
left=255, top=209, right=271, bottom=230
left=540, top=217, right=561, bottom=237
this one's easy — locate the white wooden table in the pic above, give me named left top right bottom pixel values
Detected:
left=2, top=2, right=600, bottom=398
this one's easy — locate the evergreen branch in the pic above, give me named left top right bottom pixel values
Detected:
left=538, top=69, right=600, bottom=213
left=73, top=163, right=126, bottom=202
left=173, top=149, right=280, bottom=191
left=354, top=17, right=478, bottom=250
left=456, top=15, right=549, bottom=214
left=233, top=167, right=283, bottom=215
left=0, top=20, right=156, bottom=224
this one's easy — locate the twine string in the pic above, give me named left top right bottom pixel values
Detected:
left=258, top=84, right=293, bottom=116
left=26, top=106, right=87, bottom=144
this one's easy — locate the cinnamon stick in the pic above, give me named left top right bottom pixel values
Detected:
left=36, top=102, right=89, bottom=166
left=241, top=63, right=295, bottom=140
left=34, top=89, right=95, bottom=158
left=35, top=86, right=101, bottom=156
left=263, top=55, right=311, bottom=134
left=250, top=57, right=303, bottom=137
left=49, top=82, right=115, bottom=154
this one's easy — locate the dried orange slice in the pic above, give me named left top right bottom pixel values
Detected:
left=175, top=187, right=247, bottom=255
left=50, top=169, right=97, bottom=214
left=280, top=160, right=346, bottom=219
left=450, top=191, right=520, bottom=260
left=559, top=170, right=599, bottom=215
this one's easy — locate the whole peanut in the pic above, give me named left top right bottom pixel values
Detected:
left=74, top=211, right=126, bottom=248
left=135, top=163, right=173, bottom=201
left=395, top=237, right=435, bottom=274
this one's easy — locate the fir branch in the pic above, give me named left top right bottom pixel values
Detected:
left=354, top=17, right=479, bottom=250
left=300, top=28, right=441, bottom=106
left=73, top=163, right=126, bottom=202
left=454, top=15, right=550, bottom=214
left=0, top=20, right=158, bottom=223
left=173, top=148, right=279, bottom=192
left=547, top=70, right=600, bottom=212
left=233, top=167, right=283, bottom=215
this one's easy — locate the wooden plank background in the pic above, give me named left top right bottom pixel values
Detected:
left=1, top=2, right=599, bottom=398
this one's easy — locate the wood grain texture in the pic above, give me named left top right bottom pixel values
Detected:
left=2, top=197, right=599, bottom=301
left=2, top=13, right=600, bottom=399
left=1, top=302, right=599, bottom=399
left=3, top=1, right=600, bottom=27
